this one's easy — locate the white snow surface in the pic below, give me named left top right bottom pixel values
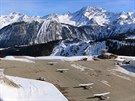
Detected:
left=115, top=56, right=135, bottom=62
left=126, top=35, right=135, bottom=39
left=1, top=56, right=35, bottom=63
left=24, top=56, right=93, bottom=61
left=51, top=40, right=107, bottom=56
left=114, top=56, right=135, bottom=77
left=93, top=92, right=110, bottom=96
left=1, top=56, right=93, bottom=62
left=130, top=60, right=135, bottom=67
left=0, top=76, right=68, bottom=101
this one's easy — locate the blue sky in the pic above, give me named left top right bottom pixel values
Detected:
left=0, top=0, right=135, bottom=16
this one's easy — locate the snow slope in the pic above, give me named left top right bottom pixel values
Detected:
left=0, top=76, right=68, bottom=101
left=130, top=60, right=135, bottom=67
left=51, top=40, right=107, bottom=56
left=113, top=56, right=135, bottom=78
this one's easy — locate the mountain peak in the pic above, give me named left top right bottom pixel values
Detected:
left=72, top=6, right=107, bottom=19
left=80, top=6, right=106, bottom=13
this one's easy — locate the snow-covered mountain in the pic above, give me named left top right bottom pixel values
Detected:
left=1, top=7, right=135, bottom=29
left=0, top=6, right=135, bottom=56
left=0, top=12, right=44, bottom=29
left=41, top=7, right=135, bottom=27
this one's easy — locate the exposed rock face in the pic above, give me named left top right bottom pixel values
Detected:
left=0, top=21, right=42, bottom=48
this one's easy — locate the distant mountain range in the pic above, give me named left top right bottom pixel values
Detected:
left=0, top=6, right=135, bottom=56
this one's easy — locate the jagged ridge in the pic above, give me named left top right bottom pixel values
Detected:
left=0, top=6, right=135, bottom=56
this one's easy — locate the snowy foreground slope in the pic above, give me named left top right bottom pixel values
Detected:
left=0, top=76, right=68, bottom=101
